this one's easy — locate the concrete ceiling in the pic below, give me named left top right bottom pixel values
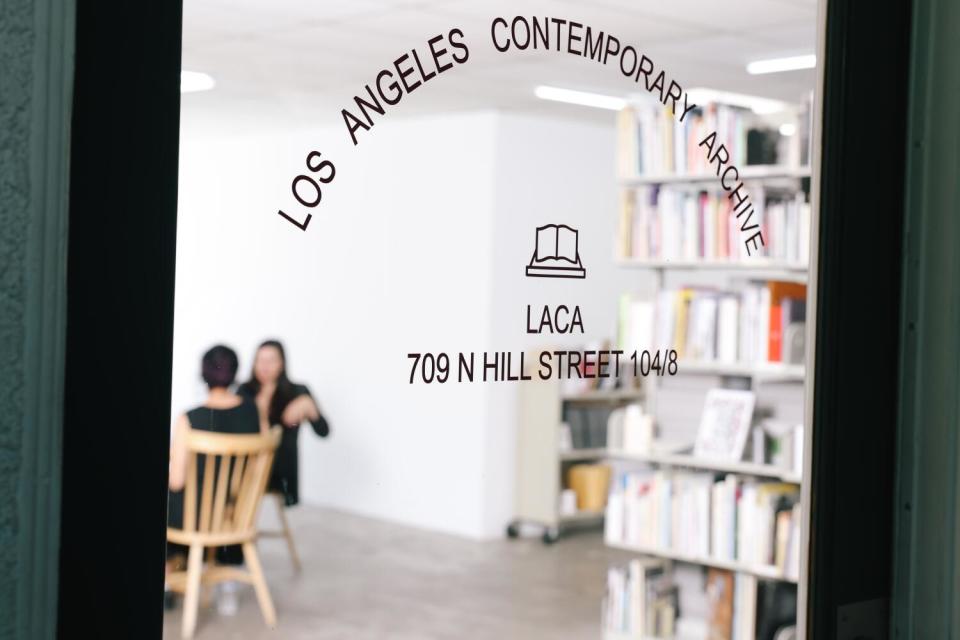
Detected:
left=181, top=0, right=818, bottom=131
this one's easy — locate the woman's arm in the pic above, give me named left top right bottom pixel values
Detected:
left=302, top=395, right=329, bottom=437
left=282, top=387, right=330, bottom=437
left=168, top=413, right=191, bottom=491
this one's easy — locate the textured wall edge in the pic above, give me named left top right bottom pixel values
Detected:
left=15, top=0, right=75, bottom=638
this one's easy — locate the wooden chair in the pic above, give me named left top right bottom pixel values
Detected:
left=258, top=491, right=302, bottom=572
left=167, top=427, right=282, bottom=639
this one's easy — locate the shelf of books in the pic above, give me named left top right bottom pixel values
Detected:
left=605, top=540, right=797, bottom=583
left=606, top=448, right=801, bottom=484
left=675, top=360, right=804, bottom=382
left=604, top=470, right=801, bottom=583
left=604, top=99, right=810, bottom=638
left=617, top=183, right=811, bottom=270
left=619, top=164, right=810, bottom=187
left=619, top=283, right=808, bottom=382
left=562, top=388, right=646, bottom=403
left=617, top=259, right=807, bottom=284
left=602, top=556, right=792, bottom=639
left=616, top=100, right=811, bottom=182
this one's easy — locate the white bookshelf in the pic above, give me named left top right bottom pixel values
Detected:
left=559, top=509, right=605, bottom=524
left=603, top=631, right=708, bottom=640
left=560, top=447, right=609, bottom=461
left=604, top=624, right=712, bottom=640
left=617, top=258, right=808, bottom=284
left=606, top=448, right=801, bottom=484
left=608, top=103, right=810, bottom=636
left=619, top=164, right=811, bottom=186
left=604, top=632, right=676, bottom=640
left=606, top=540, right=798, bottom=584
left=562, top=389, right=645, bottom=402
left=674, top=359, right=805, bottom=382
left=509, top=367, right=644, bottom=544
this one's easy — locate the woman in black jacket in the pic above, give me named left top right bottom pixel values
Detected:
left=236, top=340, right=329, bottom=506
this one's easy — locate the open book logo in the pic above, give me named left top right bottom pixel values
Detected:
left=525, top=224, right=586, bottom=279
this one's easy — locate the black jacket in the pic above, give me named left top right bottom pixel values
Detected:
left=235, top=382, right=329, bottom=506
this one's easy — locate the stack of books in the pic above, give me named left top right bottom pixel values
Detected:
left=605, top=470, right=802, bottom=579
left=618, top=184, right=811, bottom=264
left=603, top=558, right=676, bottom=638
left=618, top=281, right=807, bottom=365
left=617, top=103, right=749, bottom=177
left=561, top=404, right=613, bottom=450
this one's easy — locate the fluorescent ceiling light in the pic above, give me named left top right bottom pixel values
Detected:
left=534, top=85, right=626, bottom=110
left=687, top=88, right=788, bottom=115
left=779, top=123, right=797, bottom=136
left=181, top=70, right=215, bottom=93
left=747, top=54, right=816, bottom=75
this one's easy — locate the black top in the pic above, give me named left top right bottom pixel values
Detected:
left=186, top=400, right=260, bottom=436
left=235, top=382, right=329, bottom=506
left=167, top=399, right=260, bottom=531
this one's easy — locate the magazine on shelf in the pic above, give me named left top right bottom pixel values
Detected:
left=693, top=388, right=756, bottom=462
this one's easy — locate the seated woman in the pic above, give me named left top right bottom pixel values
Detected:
left=236, top=339, right=329, bottom=507
left=166, top=344, right=259, bottom=612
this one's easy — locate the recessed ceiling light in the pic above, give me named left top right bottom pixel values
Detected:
left=746, top=54, right=816, bottom=75
left=181, top=70, right=216, bottom=93
left=534, top=85, right=626, bottom=111
left=687, top=88, right=788, bottom=115
left=779, top=123, right=797, bottom=136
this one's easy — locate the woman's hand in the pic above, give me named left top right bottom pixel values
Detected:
left=255, top=390, right=271, bottom=419
left=281, top=394, right=320, bottom=427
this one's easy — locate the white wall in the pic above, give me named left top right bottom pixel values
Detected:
left=480, top=112, right=644, bottom=536
left=173, top=108, right=634, bottom=539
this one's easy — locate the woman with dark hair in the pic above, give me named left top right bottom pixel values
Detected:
left=236, top=339, right=329, bottom=507
left=166, top=344, right=260, bottom=614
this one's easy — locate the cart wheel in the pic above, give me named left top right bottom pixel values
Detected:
left=542, top=527, right=560, bottom=545
left=505, top=522, right=520, bottom=539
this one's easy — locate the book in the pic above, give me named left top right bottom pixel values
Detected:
left=622, top=404, right=653, bottom=455
left=655, top=289, right=677, bottom=352
left=604, top=489, right=625, bottom=545
left=707, top=568, right=734, bottom=640
left=688, top=293, right=719, bottom=361
left=757, top=285, right=771, bottom=362
left=693, top=389, right=756, bottom=462
left=620, top=282, right=807, bottom=369
left=564, top=407, right=588, bottom=450
left=619, top=295, right=655, bottom=353
left=767, top=282, right=807, bottom=363
left=618, top=184, right=811, bottom=264
left=733, top=574, right=758, bottom=639
left=605, top=470, right=801, bottom=577
left=775, top=509, right=793, bottom=571
left=603, top=558, right=673, bottom=637
left=617, top=103, right=754, bottom=177
left=738, top=483, right=800, bottom=566
left=674, top=288, right=695, bottom=358
left=717, top=295, right=740, bottom=363
left=710, top=474, right=738, bottom=560
left=769, top=300, right=783, bottom=362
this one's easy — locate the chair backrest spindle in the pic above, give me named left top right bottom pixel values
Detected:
left=175, top=427, right=281, bottom=541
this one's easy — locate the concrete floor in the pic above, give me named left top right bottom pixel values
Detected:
left=163, top=506, right=628, bottom=640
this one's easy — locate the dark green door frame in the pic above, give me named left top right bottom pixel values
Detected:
left=892, top=0, right=960, bottom=635
left=806, top=0, right=913, bottom=636
left=0, top=0, right=941, bottom=637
